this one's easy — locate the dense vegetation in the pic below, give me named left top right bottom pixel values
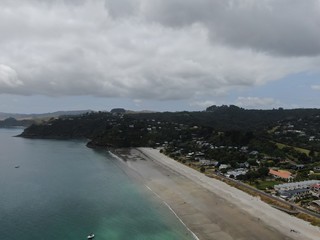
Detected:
left=0, top=117, right=33, bottom=128
left=19, top=106, right=320, bottom=149
left=19, top=105, right=320, bottom=212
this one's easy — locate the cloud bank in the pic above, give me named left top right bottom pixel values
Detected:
left=0, top=0, right=320, bottom=102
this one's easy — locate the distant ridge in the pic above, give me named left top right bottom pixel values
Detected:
left=125, top=110, right=157, bottom=114
left=0, top=110, right=92, bottom=120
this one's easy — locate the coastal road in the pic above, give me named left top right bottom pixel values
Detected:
left=213, top=172, right=320, bottom=219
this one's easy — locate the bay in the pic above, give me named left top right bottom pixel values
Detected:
left=0, top=128, right=194, bottom=240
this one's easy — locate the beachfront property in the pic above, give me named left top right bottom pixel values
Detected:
left=274, top=180, right=320, bottom=191
left=274, top=180, right=320, bottom=201
left=225, top=168, right=248, bottom=178
left=199, top=159, right=219, bottom=166
left=278, top=188, right=310, bottom=200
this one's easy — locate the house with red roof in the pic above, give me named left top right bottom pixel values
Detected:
left=311, top=183, right=320, bottom=198
left=269, top=169, right=293, bottom=181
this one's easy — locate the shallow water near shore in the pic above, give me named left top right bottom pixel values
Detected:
left=0, top=128, right=195, bottom=240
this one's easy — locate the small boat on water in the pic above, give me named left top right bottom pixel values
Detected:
left=87, top=233, right=95, bottom=239
left=14, top=165, right=20, bottom=168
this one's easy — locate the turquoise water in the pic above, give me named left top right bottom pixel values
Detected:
left=0, top=128, right=194, bottom=240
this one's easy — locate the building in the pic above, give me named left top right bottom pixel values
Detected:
left=269, top=169, right=293, bottom=181
left=313, top=166, right=320, bottom=173
left=225, top=168, right=248, bottom=178
left=310, top=183, right=320, bottom=198
left=199, top=159, right=218, bottom=166
left=274, top=180, right=320, bottom=191
left=292, top=164, right=305, bottom=170
left=238, top=162, right=250, bottom=168
left=278, top=188, right=310, bottom=200
left=219, top=164, right=230, bottom=170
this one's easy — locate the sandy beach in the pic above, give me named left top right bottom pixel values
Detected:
left=113, top=147, right=320, bottom=240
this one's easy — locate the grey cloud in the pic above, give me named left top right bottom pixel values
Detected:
left=141, top=0, right=320, bottom=57
left=141, top=0, right=218, bottom=26
left=0, top=0, right=319, bottom=101
left=190, top=100, right=218, bottom=109
left=210, top=0, right=320, bottom=57
left=105, top=0, right=139, bottom=18
left=0, top=65, right=23, bottom=88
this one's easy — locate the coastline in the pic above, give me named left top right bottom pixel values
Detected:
left=108, top=149, right=199, bottom=240
left=144, top=184, right=200, bottom=240
left=112, top=147, right=320, bottom=240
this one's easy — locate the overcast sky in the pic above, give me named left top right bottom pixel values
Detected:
left=1, top=0, right=320, bottom=113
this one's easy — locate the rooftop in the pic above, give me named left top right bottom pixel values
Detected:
left=269, top=169, right=292, bottom=179
left=275, top=180, right=320, bottom=189
left=311, top=183, right=320, bottom=189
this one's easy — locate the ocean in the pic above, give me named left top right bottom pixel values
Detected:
left=0, top=128, right=195, bottom=240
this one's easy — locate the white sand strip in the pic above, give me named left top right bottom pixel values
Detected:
left=138, top=147, right=320, bottom=240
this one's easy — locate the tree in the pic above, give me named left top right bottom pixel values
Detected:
left=258, top=167, right=269, bottom=177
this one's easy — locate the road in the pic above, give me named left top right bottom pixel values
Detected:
left=213, top=172, right=320, bottom=219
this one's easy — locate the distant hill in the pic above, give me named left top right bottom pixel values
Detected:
left=0, top=117, right=34, bottom=128
left=19, top=105, right=320, bottom=148
left=125, top=110, right=157, bottom=114
left=0, top=110, right=92, bottom=120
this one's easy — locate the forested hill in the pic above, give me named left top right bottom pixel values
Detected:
left=0, top=117, right=34, bottom=128
left=18, top=105, right=320, bottom=148
left=0, top=110, right=92, bottom=128
left=0, top=110, right=91, bottom=120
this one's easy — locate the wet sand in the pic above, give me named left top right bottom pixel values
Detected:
left=112, top=148, right=320, bottom=240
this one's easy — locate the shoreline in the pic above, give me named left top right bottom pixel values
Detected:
left=144, top=184, right=200, bottom=240
left=108, top=150, right=199, bottom=240
left=111, top=147, right=320, bottom=240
